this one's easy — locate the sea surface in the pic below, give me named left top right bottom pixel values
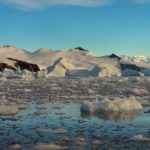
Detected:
left=0, top=102, right=150, bottom=150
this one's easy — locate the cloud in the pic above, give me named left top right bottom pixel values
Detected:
left=0, top=0, right=149, bottom=10
left=0, top=0, right=112, bottom=10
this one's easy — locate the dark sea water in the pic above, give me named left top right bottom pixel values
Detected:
left=0, top=102, right=150, bottom=150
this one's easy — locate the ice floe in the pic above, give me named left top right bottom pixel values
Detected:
left=81, top=96, right=142, bottom=113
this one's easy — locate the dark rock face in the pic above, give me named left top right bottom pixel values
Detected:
left=0, top=45, right=13, bottom=48
left=74, top=47, right=89, bottom=52
left=108, top=53, right=122, bottom=61
left=7, top=58, right=40, bottom=72
left=0, top=63, right=16, bottom=72
left=120, top=63, right=145, bottom=72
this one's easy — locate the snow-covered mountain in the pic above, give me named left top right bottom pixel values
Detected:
left=0, top=45, right=118, bottom=69
left=0, top=45, right=30, bottom=61
left=0, top=45, right=150, bottom=78
left=121, top=55, right=150, bottom=63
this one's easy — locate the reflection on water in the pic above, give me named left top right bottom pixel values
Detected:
left=81, top=110, right=141, bottom=121
left=0, top=102, right=150, bottom=150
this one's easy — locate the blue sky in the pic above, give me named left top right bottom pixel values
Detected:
left=0, top=0, right=150, bottom=56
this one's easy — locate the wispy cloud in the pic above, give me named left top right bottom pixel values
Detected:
left=0, top=0, right=150, bottom=10
left=0, top=0, right=112, bottom=10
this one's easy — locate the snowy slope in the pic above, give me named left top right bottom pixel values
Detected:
left=0, top=45, right=150, bottom=77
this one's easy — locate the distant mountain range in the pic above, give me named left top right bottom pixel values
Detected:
left=0, top=45, right=150, bottom=78
left=121, top=55, right=150, bottom=63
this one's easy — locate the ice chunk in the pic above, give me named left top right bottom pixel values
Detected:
left=81, top=96, right=142, bottom=113
left=129, top=135, right=150, bottom=142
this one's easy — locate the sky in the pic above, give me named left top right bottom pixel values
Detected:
left=0, top=0, right=150, bottom=56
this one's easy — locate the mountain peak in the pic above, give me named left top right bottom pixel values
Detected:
left=74, top=47, right=89, bottom=52
left=36, top=48, right=50, bottom=53
left=108, top=53, right=122, bottom=61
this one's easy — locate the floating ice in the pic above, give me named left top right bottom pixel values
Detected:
left=81, top=96, right=142, bottom=113
left=32, top=143, right=68, bottom=150
left=125, top=88, right=148, bottom=96
left=0, top=106, right=19, bottom=116
left=129, top=135, right=150, bottom=142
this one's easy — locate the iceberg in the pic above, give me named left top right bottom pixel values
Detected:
left=81, top=96, right=142, bottom=113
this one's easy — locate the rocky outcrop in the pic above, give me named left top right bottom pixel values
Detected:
left=0, top=62, right=16, bottom=72
left=7, top=58, right=40, bottom=72
left=120, top=63, right=145, bottom=72
left=74, top=47, right=89, bottom=52
left=0, top=45, right=14, bottom=48
left=108, top=53, right=122, bottom=61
